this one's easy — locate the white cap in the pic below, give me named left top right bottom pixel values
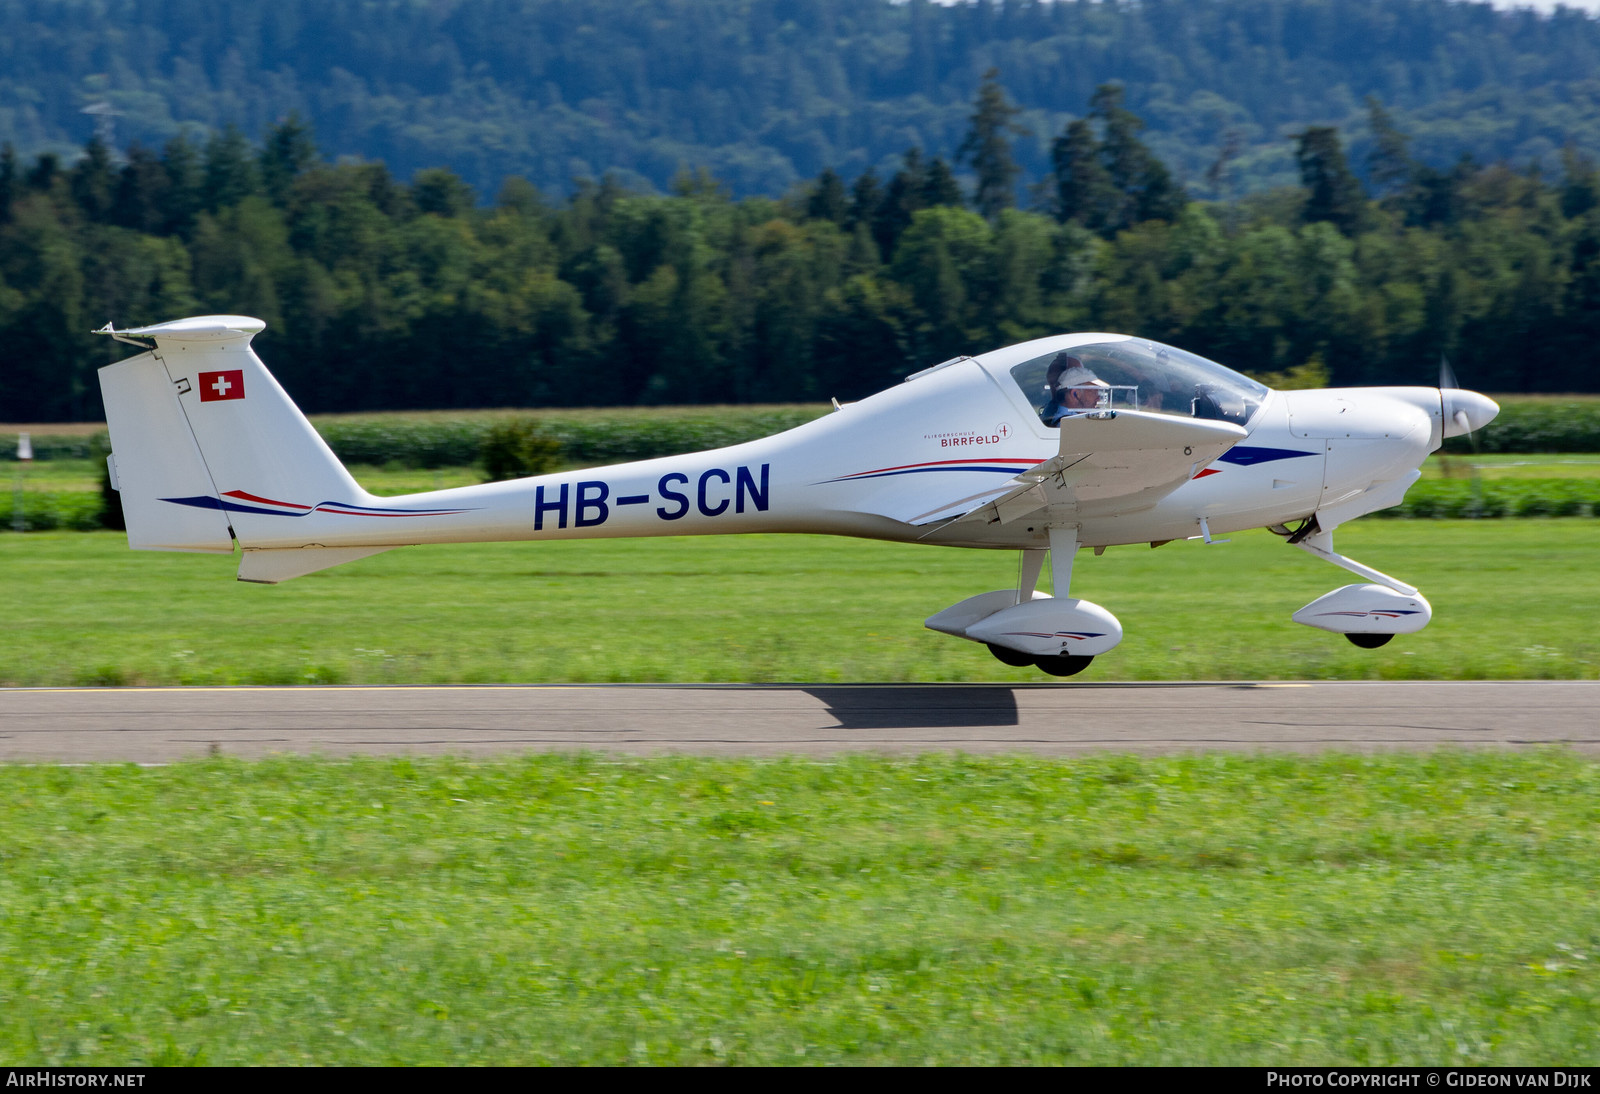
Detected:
left=1058, top=365, right=1108, bottom=388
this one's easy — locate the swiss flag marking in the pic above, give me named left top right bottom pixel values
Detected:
left=199, top=369, right=245, bottom=402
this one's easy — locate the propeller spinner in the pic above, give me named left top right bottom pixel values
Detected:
left=1439, top=355, right=1499, bottom=439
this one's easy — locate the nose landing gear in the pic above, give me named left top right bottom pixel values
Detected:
left=1284, top=524, right=1431, bottom=649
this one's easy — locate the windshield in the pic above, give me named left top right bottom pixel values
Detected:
left=1009, top=339, right=1268, bottom=428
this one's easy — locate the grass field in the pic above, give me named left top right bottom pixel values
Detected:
left=1, top=521, right=1595, bottom=686
left=2, top=750, right=1597, bottom=1065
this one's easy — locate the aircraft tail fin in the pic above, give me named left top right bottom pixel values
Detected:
left=96, top=315, right=378, bottom=576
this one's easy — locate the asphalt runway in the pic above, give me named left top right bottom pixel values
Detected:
left=0, top=681, right=1596, bottom=762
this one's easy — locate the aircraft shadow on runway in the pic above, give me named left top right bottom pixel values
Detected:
left=801, top=687, right=1019, bottom=730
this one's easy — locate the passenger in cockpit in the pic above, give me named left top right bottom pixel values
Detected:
left=1042, top=353, right=1110, bottom=424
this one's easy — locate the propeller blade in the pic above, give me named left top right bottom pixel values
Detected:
left=1438, top=355, right=1498, bottom=445
left=1438, top=354, right=1486, bottom=513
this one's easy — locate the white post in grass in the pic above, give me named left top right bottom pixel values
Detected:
left=12, top=432, right=30, bottom=533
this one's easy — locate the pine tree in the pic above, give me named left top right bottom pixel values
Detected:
left=1051, top=118, right=1111, bottom=230
left=160, top=134, right=204, bottom=237
left=203, top=126, right=259, bottom=211
left=807, top=167, right=847, bottom=224
left=1204, top=129, right=1243, bottom=200
left=1364, top=96, right=1415, bottom=204
left=1090, top=85, right=1184, bottom=233
left=26, top=152, right=60, bottom=193
left=259, top=113, right=317, bottom=206
left=70, top=137, right=116, bottom=222
left=957, top=68, right=1025, bottom=221
left=922, top=156, right=962, bottom=208
left=0, top=143, right=15, bottom=224
left=1295, top=126, right=1365, bottom=235
left=1561, top=146, right=1600, bottom=220
left=847, top=168, right=882, bottom=234
left=1411, top=155, right=1473, bottom=228
left=412, top=167, right=476, bottom=217
left=874, top=148, right=927, bottom=258
left=112, top=144, right=170, bottom=233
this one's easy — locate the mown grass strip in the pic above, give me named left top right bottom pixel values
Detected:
left=1, top=522, right=1594, bottom=686
left=2, top=751, right=1596, bottom=1065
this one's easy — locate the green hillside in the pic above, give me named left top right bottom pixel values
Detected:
left=4, top=0, right=1600, bottom=198
left=5, top=2, right=1600, bottom=421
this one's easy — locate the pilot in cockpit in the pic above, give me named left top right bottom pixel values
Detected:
left=1042, top=352, right=1111, bottom=425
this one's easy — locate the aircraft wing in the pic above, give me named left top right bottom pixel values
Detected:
left=936, top=410, right=1248, bottom=528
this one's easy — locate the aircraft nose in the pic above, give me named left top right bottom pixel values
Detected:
left=1441, top=389, right=1499, bottom=438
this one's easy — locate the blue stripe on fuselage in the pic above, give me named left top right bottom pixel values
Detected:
left=160, top=495, right=288, bottom=516
left=1217, top=445, right=1317, bottom=466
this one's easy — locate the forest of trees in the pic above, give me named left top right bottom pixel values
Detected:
left=5, top=0, right=1600, bottom=198
left=2, top=75, right=1598, bottom=422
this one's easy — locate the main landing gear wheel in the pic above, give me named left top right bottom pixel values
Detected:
left=987, top=643, right=1036, bottom=667
left=1034, top=654, right=1094, bottom=677
left=1345, top=633, right=1393, bottom=649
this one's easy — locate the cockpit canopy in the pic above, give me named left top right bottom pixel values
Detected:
left=1008, top=337, right=1268, bottom=429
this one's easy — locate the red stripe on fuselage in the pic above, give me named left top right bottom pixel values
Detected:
left=312, top=506, right=469, bottom=517
left=843, top=457, right=1043, bottom=478
left=222, top=490, right=311, bottom=509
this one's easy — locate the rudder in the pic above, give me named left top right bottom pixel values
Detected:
left=98, top=346, right=234, bottom=553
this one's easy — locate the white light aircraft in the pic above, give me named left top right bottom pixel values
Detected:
left=95, top=315, right=1498, bottom=676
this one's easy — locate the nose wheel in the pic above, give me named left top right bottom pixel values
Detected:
left=1035, top=654, right=1094, bottom=677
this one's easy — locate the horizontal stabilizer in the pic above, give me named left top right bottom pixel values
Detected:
left=237, top=546, right=397, bottom=584
left=101, top=315, right=265, bottom=343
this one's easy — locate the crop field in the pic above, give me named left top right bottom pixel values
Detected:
left=1, top=520, right=1595, bottom=686
left=1421, top=454, right=1600, bottom=480
left=2, top=750, right=1597, bottom=1065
